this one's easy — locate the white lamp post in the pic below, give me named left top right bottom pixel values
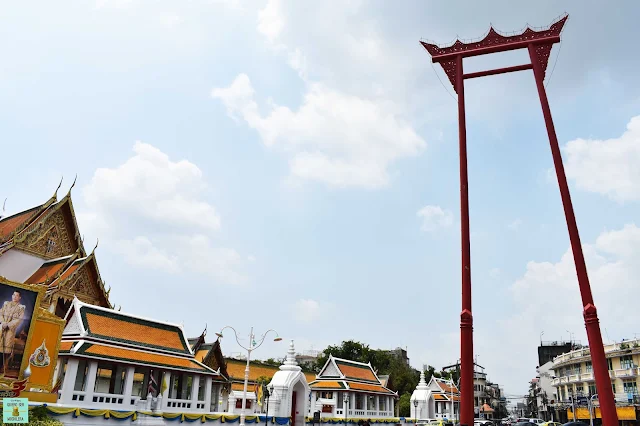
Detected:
left=217, top=326, right=282, bottom=426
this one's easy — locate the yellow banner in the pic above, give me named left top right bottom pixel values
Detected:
left=567, top=406, right=636, bottom=421
left=23, top=314, right=64, bottom=390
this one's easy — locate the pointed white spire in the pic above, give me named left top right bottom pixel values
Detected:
left=280, top=340, right=301, bottom=371
left=416, top=370, right=428, bottom=390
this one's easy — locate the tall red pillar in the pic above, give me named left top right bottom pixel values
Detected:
left=455, top=53, right=475, bottom=426
left=527, top=43, right=618, bottom=426
left=421, top=14, right=618, bottom=426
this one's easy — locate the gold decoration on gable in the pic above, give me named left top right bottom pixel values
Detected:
left=48, top=265, right=105, bottom=309
left=14, top=210, right=75, bottom=259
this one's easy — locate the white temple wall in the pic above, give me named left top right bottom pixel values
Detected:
left=0, top=249, right=44, bottom=282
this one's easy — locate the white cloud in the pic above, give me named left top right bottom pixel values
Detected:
left=417, top=205, right=453, bottom=232
left=564, top=115, right=640, bottom=202
left=507, top=218, right=523, bottom=230
left=115, top=236, right=180, bottom=273
left=84, top=141, right=220, bottom=232
left=213, top=74, right=425, bottom=189
left=488, top=223, right=640, bottom=392
left=293, top=299, right=330, bottom=323
left=80, top=142, right=244, bottom=284
left=257, top=0, right=285, bottom=44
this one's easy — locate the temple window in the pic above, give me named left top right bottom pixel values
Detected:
left=170, top=372, right=194, bottom=399
left=379, top=396, right=386, bottom=411
left=320, top=391, right=333, bottom=399
left=367, top=395, right=375, bottom=410
left=74, top=360, right=89, bottom=391
left=46, top=238, right=56, bottom=253
left=94, top=362, right=127, bottom=394
left=197, top=376, right=206, bottom=401
left=235, top=399, right=252, bottom=409
left=355, top=394, right=364, bottom=410
left=210, top=385, right=220, bottom=412
left=337, top=392, right=343, bottom=408
left=132, top=367, right=149, bottom=397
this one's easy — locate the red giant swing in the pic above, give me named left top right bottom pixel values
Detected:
left=421, top=14, right=619, bottom=426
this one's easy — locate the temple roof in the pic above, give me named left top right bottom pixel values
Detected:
left=217, top=357, right=315, bottom=384
left=0, top=205, right=47, bottom=242
left=64, top=299, right=192, bottom=355
left=61, top=299, right=221, bottom=376
left=25, top=255, right=74, bottom=284
left=318, top=355, right=380, bottom=384
left=72, top=341, right=214, bottom=373
left=0, top=188, right=112, bottom=310
left=308, top=379, right=395, bottom=395
left=433, top=377, right=459, bottom=394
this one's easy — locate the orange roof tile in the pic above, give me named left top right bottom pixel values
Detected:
left=231, top=382, right=259, bottom=392
left=335, top=360, right=377, bottom=382
left=226, top=359, right=279, bottom=382
left=80, top=306, right=189, bottom=354
left=437, top=381, right=459, bottom=394
left=346, top=381, right=395, bottom=395
left=0, top=207, right=40, bottom=241
left=75, top=343, right=210, bottom=373
left=195, top=349, right=208, bottom=362
left=310, top=381, right=345, bottom=389
left=60, top=341, right=74, bottom=352
left=54, top=263, right=80, bottom=285
left=26, top=259, right=69, bottom=284
left=304, top=372, right=317, bottom=382
left=433, top=394, right=447, bottom=400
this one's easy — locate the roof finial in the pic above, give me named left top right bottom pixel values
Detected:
left=92, top=238, right=99, bottom=253
left=417, top=370, right=427, bottom=389
left=54, top=176, right=63, bottom=200
left=0, top=198, right=6, bottom=220
left=67, top=174, right=77, bottom=196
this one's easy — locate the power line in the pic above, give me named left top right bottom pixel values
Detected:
left=431, top=61, right=457, bottom=102
left=545, top=40, right=563, bottom=89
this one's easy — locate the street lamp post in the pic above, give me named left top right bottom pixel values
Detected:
left=344, top=393, right=349, bottom=423
left=217, top=326, right=282, bottom=426
left=413, top=399, right=419, bottom=424
left=265, top=384, right=274, bottom=424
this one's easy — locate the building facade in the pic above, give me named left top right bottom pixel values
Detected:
left=551, top=338, right=640, bottom=422
left=309, top=355, right=397, bottom=421
left=56, top=298, right=226, bottom=413
left=0, top=189, right=112, bottom=316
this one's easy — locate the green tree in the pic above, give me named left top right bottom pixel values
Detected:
left=398, top=393, right=412, bottom=417
left=314, top=340, right=423, bottom=413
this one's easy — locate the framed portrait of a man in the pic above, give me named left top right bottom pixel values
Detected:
left=0, top=278, right=44, bottom=380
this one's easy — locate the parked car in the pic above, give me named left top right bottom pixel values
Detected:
left=540, top=422, right=562, bottom=426
left=561, top=423, right=589, bottom=426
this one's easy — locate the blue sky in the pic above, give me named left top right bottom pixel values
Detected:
left=2, top=1, right=640, bottom=395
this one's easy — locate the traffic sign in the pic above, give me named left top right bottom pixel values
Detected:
left=2, top=398, right=28, bottom=423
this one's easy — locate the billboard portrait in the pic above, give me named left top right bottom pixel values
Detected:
left=0, top=279, right=43, bottom=380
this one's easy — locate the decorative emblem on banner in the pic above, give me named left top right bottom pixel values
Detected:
left=29, top=339, right=51, bottom=367
left=0, top=380, right=28, bottom=398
